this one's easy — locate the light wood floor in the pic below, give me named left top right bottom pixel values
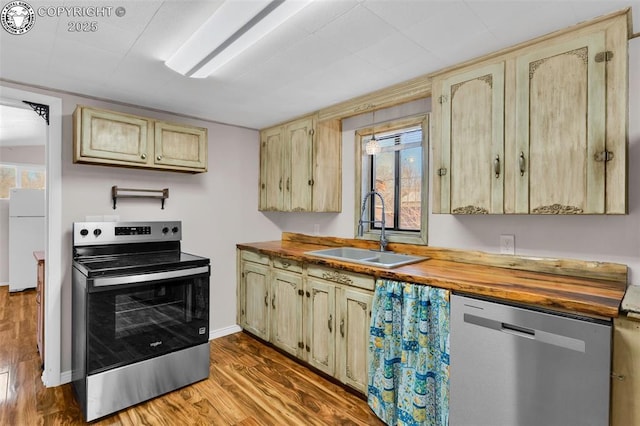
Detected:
left=0, top=286, right=383, bottom=425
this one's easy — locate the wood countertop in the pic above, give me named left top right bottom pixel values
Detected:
left=237, top=234, right=628, bottom=319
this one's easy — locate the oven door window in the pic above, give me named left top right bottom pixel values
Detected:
left=87, top=274, right=209, bottom=375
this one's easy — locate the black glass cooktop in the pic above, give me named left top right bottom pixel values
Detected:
left=73, top=250, right=209, bottom=277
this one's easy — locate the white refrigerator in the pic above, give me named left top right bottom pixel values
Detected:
left=9, top=188, right=45, bottom=292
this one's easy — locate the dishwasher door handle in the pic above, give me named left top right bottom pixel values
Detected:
left=464, top=313, right=586, bottom=352
left=501, top=322, right=535, bottom=338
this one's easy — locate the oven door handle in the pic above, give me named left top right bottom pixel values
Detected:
left=91, top=266, right=210, bottom=288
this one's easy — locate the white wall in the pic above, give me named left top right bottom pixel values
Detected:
left=278, top=37, right=640, bottom=286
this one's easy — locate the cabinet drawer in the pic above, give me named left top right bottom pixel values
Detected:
left=273, top=257, right=302, bottom=273
left=307, top=265, right=374, bottom=291
left=241, top=250, right=270, bottom=265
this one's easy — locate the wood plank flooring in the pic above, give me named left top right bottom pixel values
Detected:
left=0, top=286, right=383, bottom=425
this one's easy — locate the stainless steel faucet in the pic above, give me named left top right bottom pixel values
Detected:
left=357, top=190, right=388, bottom=252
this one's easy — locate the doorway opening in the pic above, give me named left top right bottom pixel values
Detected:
left=0, top=85, right=63, bottom=387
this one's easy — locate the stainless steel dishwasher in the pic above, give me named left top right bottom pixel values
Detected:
left=450, top=294, right=611, bottom=426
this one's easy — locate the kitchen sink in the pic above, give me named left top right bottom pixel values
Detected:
left=305, top=247, right=428, bottom=269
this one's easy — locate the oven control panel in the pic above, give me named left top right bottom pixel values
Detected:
left=73, top=221, right=182, bottom=246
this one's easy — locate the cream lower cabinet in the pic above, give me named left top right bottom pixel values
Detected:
left=611, top=315, right=640, bottom=425
left=73, top=105, right=207, bottom=173
left=305, top=265, right=374, bottom=394
left=432, top=12, right=628, bottom=214
left=238, top=251, right=271, bottom=341
left=270, top=258, right=304, bottom=358
left=237, top=251, right=374, bottom=395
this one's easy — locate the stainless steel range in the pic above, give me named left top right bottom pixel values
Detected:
left=71, top=221, right=210, bottom=422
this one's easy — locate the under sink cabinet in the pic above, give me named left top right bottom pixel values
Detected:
left=74, top=105, right=208, bottom=173
left=237, top=250, right=373, bottom=394
left=432, top=11, right=628, bottom=214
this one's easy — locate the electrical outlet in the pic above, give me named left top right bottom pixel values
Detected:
left=500, top=234, right=515, bottom=255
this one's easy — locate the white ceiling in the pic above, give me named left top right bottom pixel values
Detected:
left=0, top=0, right=638, bottom=134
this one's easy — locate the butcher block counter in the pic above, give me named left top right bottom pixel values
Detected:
left=237, top=233, right=628, bottom=319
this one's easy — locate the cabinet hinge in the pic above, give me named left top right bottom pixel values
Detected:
left=298, top=289, right=304, bottom=296
left=438, top=95, right=448, bottom=104
left=594, top=151, right=614, bottom=162
left=309, top=129, right=315, bottom=136
left=595, top=51, right=614, bottom=62
left=308, top=179, right=314, bottom=186
left=306, top=291, right=310, bottom=298
left=437, top=168, right=447, bottom=176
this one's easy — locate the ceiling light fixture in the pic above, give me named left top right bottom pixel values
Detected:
left=365, top=109, right=380, bottom=156
left=165, top=0, right=313, bottom=78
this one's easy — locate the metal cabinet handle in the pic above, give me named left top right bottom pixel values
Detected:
left=264, top=294, right=268, bottom=307
left=328, top=314, right=333, bottom=332
left=141, top=153, right=147, bottom=160
left=286, top=178, right=290, bottom=191
left=340, top=318, right=345, bottom=337
left=279, top=178, right=282, bottom=191
left=519, top=152, right=526, bottom=176
left=156, top=155, right=162, bottom=161
left=272, top=295, right=276, bottom=309
left=494, top=155, right=500, bottom=178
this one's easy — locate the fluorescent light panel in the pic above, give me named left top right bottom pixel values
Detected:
left=166, top=0, right=312, bottom=78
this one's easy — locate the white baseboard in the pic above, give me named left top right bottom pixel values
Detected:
left=209, top=324, right=242, bottom=340
left=59, top=369, right=72, bottom=385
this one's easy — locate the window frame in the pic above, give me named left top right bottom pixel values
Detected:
left=354, top=114, right=429, bottom=245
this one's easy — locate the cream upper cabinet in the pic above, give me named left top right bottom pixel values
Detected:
left=260, top=125, right=286, bottom=210
left=435, top=62, right=505, bottom=214
left=515, top=33, right=607, bottom=214
left=74, top=106, right=152, bottom=166
left=270, top=262, right=304, bottom=358
left=432, top=13, right=628, bottom=214
left=259, top=115, right=341, bottom=212
left=74, top=105, right=208, bottom=173
left=154, top=121, right=207, bottom=171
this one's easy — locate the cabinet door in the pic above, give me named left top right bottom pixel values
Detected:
left=611, top=316, right=640, bottom=426
left=336, top=287, right=373, bottom=394
left=436, top=62, right=505, bottom=214
left=154, top=121, right=207, bottom=171
left=515, top=33, right=606, bottom=214
left=240, top=261, right=270, bottom=341
left=305, top=277, right=336, bottom=376
left=285, top=116, right=314, bottom=212
left=259, top=126, right=285, bottom=211
left=75, top=107, right=152, bottom=166
left=271, top=269, right=303, bottom=357
left=313, top=119, right=342, bottom=212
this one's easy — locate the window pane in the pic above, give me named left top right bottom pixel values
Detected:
left=373, top=151, right=395, bottom=226
left=0, top=166, right=17, bottom=198
left=21, top=169, right=46, bottom=189
left=400, top=147, right=422, bottom=230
